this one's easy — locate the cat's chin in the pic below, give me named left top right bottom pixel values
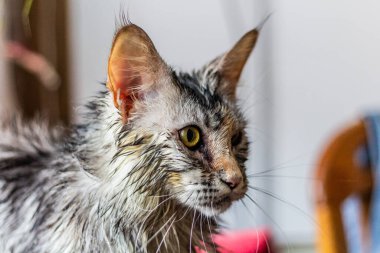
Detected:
left=196, top=204, right=231, bottom=217
left=194, top=196, right=233, bottom=217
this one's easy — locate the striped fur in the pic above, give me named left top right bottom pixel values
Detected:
left=0, top=25, right=257, bottom=253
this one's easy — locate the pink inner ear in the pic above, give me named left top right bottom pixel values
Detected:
left=107, top=25, right=168, bottom=122
left=108, top=60, right=143, bottom=122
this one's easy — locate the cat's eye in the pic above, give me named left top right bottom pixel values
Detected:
left=179, top=126, right=201, bottom=149
left=231, top=131, right=242, bottom=146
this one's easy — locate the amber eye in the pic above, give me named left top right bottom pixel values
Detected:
left=179, top=126, right=201, bottom=149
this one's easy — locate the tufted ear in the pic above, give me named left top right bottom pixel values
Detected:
left=216, top=29, right=259, bottom=100
left=107, top=24, right=170, bottom=122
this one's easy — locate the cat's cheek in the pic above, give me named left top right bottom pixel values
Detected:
left=166, top=172, right=183, bottom=193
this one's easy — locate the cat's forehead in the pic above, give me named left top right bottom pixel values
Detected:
left=173, top=67, right=219, bottom=102
left=171, top=70, right=244, bottom=131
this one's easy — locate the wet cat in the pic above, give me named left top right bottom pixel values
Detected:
left=0, top=23, right=259, bottom=252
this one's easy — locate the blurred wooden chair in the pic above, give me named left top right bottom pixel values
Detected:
left=314, top=120, right=374, bottom=253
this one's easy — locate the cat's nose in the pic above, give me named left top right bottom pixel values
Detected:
left=220, top=176, right=242, bottom=190
left=214, top=157, right=243, bottom=190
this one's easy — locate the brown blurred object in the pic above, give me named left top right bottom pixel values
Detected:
left=5, top=0, right=71, bottom=124
left=314, top=120, right=374, bottom=253
left=6, top=41, right=60, bottom=91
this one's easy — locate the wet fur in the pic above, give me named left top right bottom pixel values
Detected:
left=0, top=25, right=255, bottom=252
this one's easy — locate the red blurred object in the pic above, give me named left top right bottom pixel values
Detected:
left=196, top=228, right=274, bottom=253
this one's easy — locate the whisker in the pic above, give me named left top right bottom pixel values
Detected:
left=155, top=214, right=176, bottom=253
left=189, top=210, right=197, bottom=253
left=173, top=191, right=197, bottom=225
left=248, top=174, right=362, bottom=184
left=245, top=193, right=293, bottom=253
left=209, top=190, right=218, bottom=253
left=240, top=199, right=271, bottom=253
left=248, top=163, right=316, bottom=177
left=175, top=205, right=192, bottom=223
left=139, top=212, right=176, bottom=251
left=248, top=185, right=334, bottom=251
left=199, top=215, right=209, bottom=253
left=148, top=188, right=187, bottom=198
left=186, top=191, right=209, bottom=251
left=171, top=221, right=181, bottom=252
left=248, top=175, right=320, bottom=181
left=206, top=214, right=217, bottom=253
left=249, top=185, right=321, bottom=229
left=134, top=192, right=185, bottom=251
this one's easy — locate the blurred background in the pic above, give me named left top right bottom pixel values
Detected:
left=1, top=0, right=380, bottom=252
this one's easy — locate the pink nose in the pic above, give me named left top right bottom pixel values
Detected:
left=214, top=157, right=243, bottom=190
left=220, top=176, right=242, bottom=190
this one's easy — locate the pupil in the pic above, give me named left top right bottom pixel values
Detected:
left=187, top=129, right=194, bottom=142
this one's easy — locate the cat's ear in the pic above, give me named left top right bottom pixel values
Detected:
left=107, top=24, right=170, bottom=121
left=216, top=29, right=259, bottom=100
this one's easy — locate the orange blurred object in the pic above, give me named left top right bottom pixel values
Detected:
left=314, top=120, right=374, bottom=253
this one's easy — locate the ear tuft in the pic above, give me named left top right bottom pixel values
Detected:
left=107, top=24, right=168, bottom=122
left=218, top=29, right=259, bottom=99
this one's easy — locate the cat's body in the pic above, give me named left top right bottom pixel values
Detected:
left=0, top=24, right=259, bottom=253
left=0, top=92, right=214, bottom=253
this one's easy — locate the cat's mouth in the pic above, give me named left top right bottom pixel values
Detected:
left=201, top=189, right=247, bottom=214
left=214, top=196, right=231, bottom=206
left=195, top=195, right=234, bottom=215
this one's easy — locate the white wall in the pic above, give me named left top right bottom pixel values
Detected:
left=68, top=0, right=380, bottom=248
left=269, top=0, right=380, bottom=245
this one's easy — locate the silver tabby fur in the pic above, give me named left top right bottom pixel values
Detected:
left=0, top=23, right=258, bottom=253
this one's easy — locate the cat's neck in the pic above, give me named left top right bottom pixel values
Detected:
left=72, top=92, right=122, bottom=175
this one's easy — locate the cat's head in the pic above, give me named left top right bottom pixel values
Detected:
left=106, top=24, right=258, bottom=216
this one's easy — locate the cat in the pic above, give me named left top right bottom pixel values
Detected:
left=0, top=22, right=259, bottom=253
